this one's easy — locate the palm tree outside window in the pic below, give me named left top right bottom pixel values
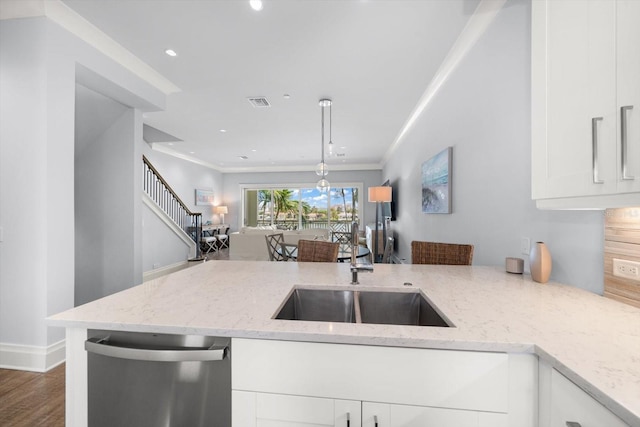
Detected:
left=242, top=184, right=361, bottom=232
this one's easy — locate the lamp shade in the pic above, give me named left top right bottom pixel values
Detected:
left=216, top=206, right=228, bottom=214
left=368, top=186, right=392, bottom=203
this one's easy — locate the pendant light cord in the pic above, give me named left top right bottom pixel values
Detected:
left=321, top=104, right=325, bottom=176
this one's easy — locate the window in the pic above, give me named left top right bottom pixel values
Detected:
left=242, top=184, right=361, bottom=232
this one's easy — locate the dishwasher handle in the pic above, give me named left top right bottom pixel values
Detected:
left=85, top=337, right=228, bottom=362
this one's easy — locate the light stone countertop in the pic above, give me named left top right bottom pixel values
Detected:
left=48, top=261, right=640, bottom=425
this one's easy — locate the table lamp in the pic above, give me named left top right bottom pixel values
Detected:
left=368, top=186, right=392, bottom=263
left=216, top=205, right=228, bottom=224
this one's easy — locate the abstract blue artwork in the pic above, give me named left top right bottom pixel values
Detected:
left=421, top=147, right=452, bottom=214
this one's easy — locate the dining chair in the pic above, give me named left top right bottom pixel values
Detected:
left=411, top=241, right=474, bottom=265
left=201, top=232, right=218, bottom=255
left=217, top=226, right=230, bottom=249
left=265, top=233, right=288, bottom=261
left=381, top=236, right=394, bottom=264
left=296, top=239, right=340, bottom=263
left=332, top=230, right=352, bottom=252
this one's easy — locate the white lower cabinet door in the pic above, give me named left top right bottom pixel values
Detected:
left=232, top=391, right=361, bottom=427
left=550, top=370, right=629, bottom=427
left=362, top=402, right=507, bottom=427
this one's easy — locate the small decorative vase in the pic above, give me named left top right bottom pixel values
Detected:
left=529, top=242, right=552, bottom=283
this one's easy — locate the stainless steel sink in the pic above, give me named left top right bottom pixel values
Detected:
left=275, top=289, right=356, bottom=323
left=356, top=291, right=450, bottom=327
left=275, top=288, right=451, bottom=327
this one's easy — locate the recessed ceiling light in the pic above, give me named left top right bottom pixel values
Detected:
left=189, top=151, right=195, bottom=154
left=283, top=94, right=290, bottom=99
left=167, top=143, right=174, bottom=146
left=165, top=49, right=177, bottom=57
left=219, top=129, right=227, bottom=133
left=239, top=155, right=249, bottom=160
left=251, top=149, right=257, bottom=152
left=249, top=0, right=263, bottom=11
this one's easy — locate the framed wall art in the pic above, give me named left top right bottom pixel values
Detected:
left=195, top=189, right=215, bottom=206
left=421, top=147, right=452, bottom=214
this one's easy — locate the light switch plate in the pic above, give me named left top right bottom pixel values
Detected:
left=613, top=258, right=640, bottom=281
left=520, top=237, right=530, bottom=255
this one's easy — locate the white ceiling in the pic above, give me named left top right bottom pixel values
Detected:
left=61, top=0, right=480, bottom=172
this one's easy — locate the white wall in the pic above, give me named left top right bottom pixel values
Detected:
left=0, top=16, right=164, bottom=369
left=222, top=170, right=383, bottom=232
left=383, top=0, right=605, bottom=293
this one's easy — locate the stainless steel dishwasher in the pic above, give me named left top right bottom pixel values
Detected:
left=85, top=330, right=230, bottom=427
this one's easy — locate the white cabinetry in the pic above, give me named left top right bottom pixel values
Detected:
left=531, top=0, right=640, bottom=209
left=231, top=338, right=537, bottom=427
left=362, top=402, right=507, bottom=427
left=538, top=362, right=629, bottom=427
left=232, top=391, right=360, bottom=427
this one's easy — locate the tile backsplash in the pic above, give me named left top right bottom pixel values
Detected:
left=604, top=207, right=640, bottom=308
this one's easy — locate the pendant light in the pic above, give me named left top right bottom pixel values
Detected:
left=316, top=99, right=332, bottom=193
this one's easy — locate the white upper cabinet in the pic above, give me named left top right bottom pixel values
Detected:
left=532, top=0, right=640, bottom=209
left=616, top=0, right=640, bottom=195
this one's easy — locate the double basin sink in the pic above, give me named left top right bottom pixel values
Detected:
left=275, top=288, right=451, bottom=327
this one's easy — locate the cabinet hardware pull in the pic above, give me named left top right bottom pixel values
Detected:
left=566, top=422, right=581, bottom=427
left=621, top=105, right=634, bottom=180
left=592, top=117, right=604, bottom=184
left=346, top=412, right=350, bottom=427
left=374, top=415, right=379, bottom=427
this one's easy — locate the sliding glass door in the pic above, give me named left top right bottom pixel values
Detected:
left=242, top=184, right=360, bottom=232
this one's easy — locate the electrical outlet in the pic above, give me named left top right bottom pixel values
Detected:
left=520, top=237, right=530, bottom=255
left=613, top=258, right=640, bottom=281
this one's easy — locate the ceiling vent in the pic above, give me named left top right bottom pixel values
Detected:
left=247, top=97, right=271, bottom=108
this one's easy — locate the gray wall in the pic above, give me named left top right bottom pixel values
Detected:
left=141, top=146, right=224, bottom=271
left=75, top=85, right=142, bottom=306
left=222, top=170, right=384, bottom=232
left=141, top=203, right=192, bottom=271
left=142, top=146, right=224, bottom=223
left=383, top=0, right=605, bottom=293
left=0, top=16, right=164, bottom=352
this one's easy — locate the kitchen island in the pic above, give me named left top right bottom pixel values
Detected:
left=49, top=261, right=640, bottom=426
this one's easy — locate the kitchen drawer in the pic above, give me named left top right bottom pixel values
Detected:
left=232, top=338, right=509, bottom=413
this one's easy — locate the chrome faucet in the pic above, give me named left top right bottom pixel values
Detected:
left=350, top=221, right=373, bottom=284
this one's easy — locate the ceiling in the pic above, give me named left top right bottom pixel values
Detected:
left=62, top=0, right=480, bottom=172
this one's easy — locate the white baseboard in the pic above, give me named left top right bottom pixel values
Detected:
left=143, top=260, right=191, bottom=282
left=0, top=339, right=65, bottom=372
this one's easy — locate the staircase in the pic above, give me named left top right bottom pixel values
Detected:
left=142, top=155, right=203, bottom=260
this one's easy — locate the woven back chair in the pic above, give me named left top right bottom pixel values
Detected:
left=296, top=240, right=339, bottom=263
left=411, top=241, right=474, bottom=265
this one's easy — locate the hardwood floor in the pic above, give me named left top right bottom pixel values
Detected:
left=203, top=246, right=230, bottom=261
left=0, top=364, right=65, bottom=427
